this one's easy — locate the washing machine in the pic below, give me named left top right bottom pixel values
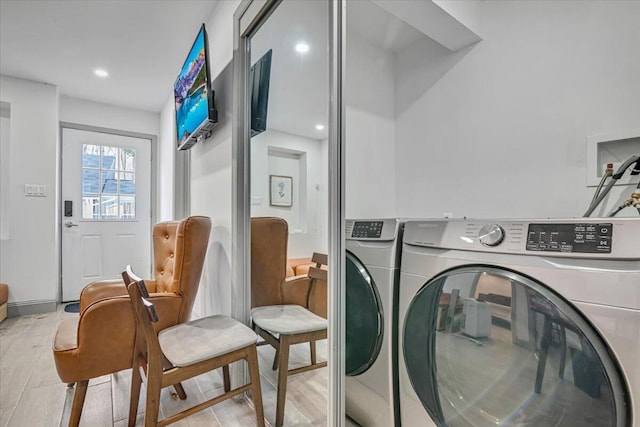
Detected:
left=398, top=218, right=639, bottom=427
left=345, top=218, right=404, bottom=427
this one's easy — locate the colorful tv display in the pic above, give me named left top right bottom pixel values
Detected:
left=174, top=24, right=217, bottom=150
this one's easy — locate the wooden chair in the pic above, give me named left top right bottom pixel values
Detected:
left=123, top=268, right=265, bottom=427
left=251, top=261, right=328, bottom=427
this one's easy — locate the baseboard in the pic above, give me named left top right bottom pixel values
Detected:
left=7, top=299, right=57, bottom=317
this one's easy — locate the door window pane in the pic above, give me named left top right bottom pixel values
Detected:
left=119, top=173, right=136, bottom=195
left=82, top=169, right=99, bottom=193
left=81, top=144, right=137, bottom=220
left=101, top=170, right=118, bottom=194
left=82, top=196, right=100, bottom=219
left=119, top=196, right=136, bottom=219
left=82, top=144, right=101, bottom=168
left=100, top=196, right=118, bottom=219
left=101, top=146, right=118, bottom=169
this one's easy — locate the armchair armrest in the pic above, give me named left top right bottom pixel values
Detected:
left=307, top=267, right=327, bottom=318
left=80, top=278, right=158, bottom=312
left=282, top=276, right=312, bottom=307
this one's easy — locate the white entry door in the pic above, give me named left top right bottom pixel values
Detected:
left=61, top=128, right=152, bottom=302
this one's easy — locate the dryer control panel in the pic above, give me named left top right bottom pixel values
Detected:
left=403, top=218, right=639, bottom=259
left=526, top=223, right=612, bottom=253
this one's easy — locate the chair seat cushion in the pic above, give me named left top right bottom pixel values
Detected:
left=158, top=315, right=257, bottom=367
left=251, top=305, right=327, bottom=335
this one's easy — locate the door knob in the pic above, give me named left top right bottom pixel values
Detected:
left=65, top=221, right=79, bottom=228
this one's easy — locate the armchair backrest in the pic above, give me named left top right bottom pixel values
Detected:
left=152, top=216, right=212, bottom=323
left=251, top=217, right=289, bottom=308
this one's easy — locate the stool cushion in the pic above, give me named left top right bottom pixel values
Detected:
left=158, top=315, right=257, bottom=367
left=251, top=305, right=327, bottom=335
left=0, top=284, right=8, bottom=305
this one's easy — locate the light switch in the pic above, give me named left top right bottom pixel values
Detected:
left=25, top=184, right=46, bottom=197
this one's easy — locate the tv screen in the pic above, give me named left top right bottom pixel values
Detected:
left=250, top=49, right=272, bottom=137
left=174, top=24, right=218, bottom=150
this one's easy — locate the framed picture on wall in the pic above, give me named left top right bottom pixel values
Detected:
left=270, top=175, right=293, bottom=207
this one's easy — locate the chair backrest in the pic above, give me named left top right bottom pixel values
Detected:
left=152, top=216, right=212, bottom=323
left=251, top=217, right=289, bottom=308
left=124, top=275, right=164, bottom=370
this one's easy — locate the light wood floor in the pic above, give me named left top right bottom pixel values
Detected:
left=0, top=307, right=328, bottom=427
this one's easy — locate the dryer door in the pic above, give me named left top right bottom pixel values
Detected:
left=403, top=265, right=629, bottom=427
left=346, top=250, right=384, bottom=376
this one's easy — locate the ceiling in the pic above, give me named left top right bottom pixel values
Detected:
left=0, top=0, right=429, bottom=134
left=0, top=0, right=219, bottom=113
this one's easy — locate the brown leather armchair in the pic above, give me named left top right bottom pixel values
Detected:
left=251, top=217, right=327, bottom=317
left=53, top=216, right=211, bottom=427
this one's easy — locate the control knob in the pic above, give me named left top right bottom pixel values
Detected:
left=479, top=224, right=505, bottom=247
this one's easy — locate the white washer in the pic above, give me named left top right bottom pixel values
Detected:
left=345, top=218, right=403, bottom=427
left=398, top=218, right=639, bottom=427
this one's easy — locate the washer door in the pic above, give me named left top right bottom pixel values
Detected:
left=403, top=265, right=629, bottom=427
left=346, top=250, right=384, bottom=376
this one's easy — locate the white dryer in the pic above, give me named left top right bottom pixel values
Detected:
left=345, top=218, right=403, bottom=427
left=398, top=218, right=639, bottom=427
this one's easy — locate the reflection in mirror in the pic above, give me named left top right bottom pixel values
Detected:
left=404, top=269, right=621, bottom=427
left=247, top=1, right=329, bottom=426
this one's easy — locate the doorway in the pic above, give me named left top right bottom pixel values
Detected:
left=60, top=126, right=153, bottom=302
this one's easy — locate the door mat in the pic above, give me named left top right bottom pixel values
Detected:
left=64, top=302, right=80, bottom=313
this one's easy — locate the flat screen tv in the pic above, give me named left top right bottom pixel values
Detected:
left=250, top=49, right=272, bottom=137
left=174, top=24, right=218, bottom=150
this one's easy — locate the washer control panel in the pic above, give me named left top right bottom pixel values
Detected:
left=526, top=223, right=612, bottom=253
left=351, top=221, right=384, bottom=238
left=346, top=218, right=402, bottom=241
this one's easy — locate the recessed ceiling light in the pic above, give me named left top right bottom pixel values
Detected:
left=295, top=42, right=309, bottom=54
left=315, top=124, right=325, bottom=131
left=94, top=69, right=109, bottom=78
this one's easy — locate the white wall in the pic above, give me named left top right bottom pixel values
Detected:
left=0, top=76, right=59, bottom=305
left=395, top=1, right=640, bottom=219
left=158, top=97, right=176, bottom=221
left=345, top=31, right=397, bottom=219
left=1, top=102, right=10, bottom=240
left=251, top=129, right=328, bottom=258
left=60, top=96, right=159, bottom=136
left=177, top=0, right=240, bottom=319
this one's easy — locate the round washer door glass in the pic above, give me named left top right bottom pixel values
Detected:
left=345, top=251, right=384, bottom=376
left=403, top=266, right=628, bottom=427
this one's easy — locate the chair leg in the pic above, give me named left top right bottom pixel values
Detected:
left=272, top=347, right=279, bottom=371
left=129, top=366, right=142, bottom=427
left=247, top=346, right=265, bottom=427
left=275, top=335, right=291, bottom=427
left=172, top=383, right=187, bottom=400
left=310, top=340, right=317, bottom=365
left=68, top=380, right=88, bottom=427
left=144, top=368, right=162, bottom=427
left=163, top=355, right=187, bottom=400
left=223, top=365, right=231, bottom=393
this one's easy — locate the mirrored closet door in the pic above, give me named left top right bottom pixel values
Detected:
left=233, top=1, right=333, bottom=426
